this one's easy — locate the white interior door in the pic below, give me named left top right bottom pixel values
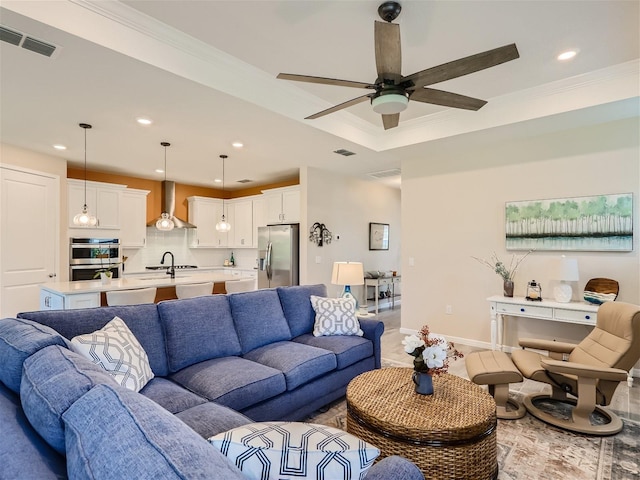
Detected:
left=0, top=166, right=59, bottom=317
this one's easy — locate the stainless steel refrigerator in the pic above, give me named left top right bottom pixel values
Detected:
left=258, top=224, right=299, bottom=288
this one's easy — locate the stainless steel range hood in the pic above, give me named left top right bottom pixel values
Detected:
left=147, top=180, right=196, bottom=229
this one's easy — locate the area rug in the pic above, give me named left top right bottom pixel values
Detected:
left=305, top=394, right=640, bottom=480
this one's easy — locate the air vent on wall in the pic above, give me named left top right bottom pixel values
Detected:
left=0, top=25, right=58, bottom=58
left=237, top=179, right=252, bottom=184
left=334, top=149, right=356, bottom=156
left=368, top=168, right=401, bottom=179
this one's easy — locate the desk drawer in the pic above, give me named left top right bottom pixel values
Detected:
left=554, top=308, right=597, bottom=325
left=497, top=303, right=553, bottom=319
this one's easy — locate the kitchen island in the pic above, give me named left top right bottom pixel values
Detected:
left=40, top=271, right=255, bottom=310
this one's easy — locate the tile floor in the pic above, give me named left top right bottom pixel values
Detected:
left=376, top=304, right=640, bottom=422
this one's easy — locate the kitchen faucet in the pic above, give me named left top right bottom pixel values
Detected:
left=160, top=251, right=175, bottom=279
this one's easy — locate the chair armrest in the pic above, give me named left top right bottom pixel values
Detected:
left=541, top=358, right=629, bottom=381
left=518, top=338, right=577, bottom=354
left=358, top=318, right=385, bottom=369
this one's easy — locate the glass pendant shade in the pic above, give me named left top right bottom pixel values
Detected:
left=156, top=142, right=175, bottom=231
left=156, top=212, right=175, bottom=231
left=215, top=154, right=231, bottom=233
left=73, top=123, right=98, bottom=226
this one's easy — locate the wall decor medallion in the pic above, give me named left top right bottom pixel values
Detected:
left=369, top=223, right=389, bottom=250
left=505, top=193, right=633, bottom=251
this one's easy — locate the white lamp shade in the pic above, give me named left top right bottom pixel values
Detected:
left=331, top=262, right=364, bottom=286
left=371, top=94, right=409, bottom=115
left=557, top=257, right=579, bottom=281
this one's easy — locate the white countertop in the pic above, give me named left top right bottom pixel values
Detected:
left=41, top=271, right=252, bottom=295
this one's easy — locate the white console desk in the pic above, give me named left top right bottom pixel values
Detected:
left=365, top=276, right=401, bottom=314
left=487, top=295, right=599, bottom=351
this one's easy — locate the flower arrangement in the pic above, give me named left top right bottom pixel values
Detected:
left=472, top=250, right=532, bottom=281
left=402, top=325, right=463, bottom=375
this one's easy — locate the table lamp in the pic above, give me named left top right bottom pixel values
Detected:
left=553, top=256, right=579, bottom=303
left=331, top=261, right=364, bottom=308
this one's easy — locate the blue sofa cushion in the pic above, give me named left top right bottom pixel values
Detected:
left=229, top=289, right=292, bottom=354
left=140, top=377, right=207, bottom=414
left=18, top=304, right=170, bottom=376
left=62, top=384, right=246, bottom=480
left=277, top=284, right=328, bottom=337
left=292, top=334, right=373, bottom=370
left=20, top=344, right=118, bottom=455
left=0, top=382, right=67, bottom=479
left=243, top=341, right=337, bottom=391
left=175, top=402, right=252, bottom=439
left=0, top=317, right=69, bottom=393
left=170, top=356, right=286, bottom=411
left=158, top=296, right=242, bottom=372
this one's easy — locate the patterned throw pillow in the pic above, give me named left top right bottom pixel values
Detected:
left=70, top=316, right=154, bottom=392
left=310, top=295, right=363, bottom=337
left=209, top=422, right=379, bottom=480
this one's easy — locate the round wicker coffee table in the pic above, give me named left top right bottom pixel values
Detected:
left=346, top=368, right=497, bottom=480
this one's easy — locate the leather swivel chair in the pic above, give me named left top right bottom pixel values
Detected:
left=511, top=301, right=640, bottom=435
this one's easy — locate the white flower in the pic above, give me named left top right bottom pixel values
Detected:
left=402, top=335, right=424, bottom=354
left=422, top=345, right=447, bottom=369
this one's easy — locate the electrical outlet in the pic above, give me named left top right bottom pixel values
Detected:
left=408, top=257, right=415, bottom=267
left=445, top=305, right=452, bottom=315
left=315, top=256, right=321, bottom=264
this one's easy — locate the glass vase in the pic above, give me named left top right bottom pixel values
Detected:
left=503, top=279, right=514, bottom=297
left=412, top=371, right=434, bottom=395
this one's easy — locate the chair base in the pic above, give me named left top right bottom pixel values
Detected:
left=496, top=396, right=527, bottom=420
left=523, top=393, right=623, bottom=436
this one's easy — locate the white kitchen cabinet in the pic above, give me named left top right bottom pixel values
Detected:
left=228, top=198, right=253, bottom=248
left=40, top=289, right=100, bottom=310
left=68, top=179, right=125, bottom=230
left=120, top=188, right=149, bottom=248
left=187, top=196, right=228, bottom=247
left=263, top=186, right=300, bottom=224
left=252, top=196, right=267, bottom=247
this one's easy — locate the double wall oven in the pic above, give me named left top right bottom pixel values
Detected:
left=69, top=238, right=121, bottom=281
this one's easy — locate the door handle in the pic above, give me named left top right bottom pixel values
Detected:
left=266, top=242, right=273, bottom=280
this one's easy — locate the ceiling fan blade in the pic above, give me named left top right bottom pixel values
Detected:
left=305, top=94, right=372, bottom=120
left=402, top=43, right=519, bottom=89
left=277, top=73, right=374, bottom=89
left=410, top=88, right=487, bottom=111
left=382, top=113, right=400, bottom=130
left=374, top=21, right=402, bottom=82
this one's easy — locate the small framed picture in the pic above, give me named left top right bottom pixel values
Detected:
left=369, top=223, right=389, bottom=250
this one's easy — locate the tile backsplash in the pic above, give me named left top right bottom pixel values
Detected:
left=122, top=228, right=257, bottom=273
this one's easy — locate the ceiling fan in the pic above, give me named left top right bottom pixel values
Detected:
left=277, top=1, right=519, bottom=130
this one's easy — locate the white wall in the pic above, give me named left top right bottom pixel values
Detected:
left=401, top=117, right=639, bottom=350
left=301, top=167, right=401, bottom=303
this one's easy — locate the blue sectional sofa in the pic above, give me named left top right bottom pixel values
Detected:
left=0, top=284, right=424, bottom=479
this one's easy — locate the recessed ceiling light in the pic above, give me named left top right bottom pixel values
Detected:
left=136, top=117, right=153, bottom=125
left=53, top=144, right=67, bottom=150
left=232, top=142, right=243, bottom=148
left=557, top=50, right=578, bottom=61
left=214, top=178, right=222, bottom=183
left=155, top=168, right=164, bottom=173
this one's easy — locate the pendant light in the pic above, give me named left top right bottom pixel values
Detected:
left=72, top=123, right=98, bottom=226
left=215, top=154, right=231, bottom=233
left=156, top=142, right=175, bottom=231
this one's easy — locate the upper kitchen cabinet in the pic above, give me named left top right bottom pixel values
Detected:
left=187, top=196, right=228, bottom=247
left=228, top=198, right=253, bottom=248
left=67, top=179, right=125, bottom=230
left=263, top=186, right=300, bottom=224
left=120, top=188, right=149, bottom=248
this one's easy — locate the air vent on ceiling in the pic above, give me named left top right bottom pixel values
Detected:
left=334, top=149, right=356, bottom=156
left=0, top=25, right=58, bottom=58
left=368, top=168, right=401, bottom=179
left=237, top=179, right=252, bottom=184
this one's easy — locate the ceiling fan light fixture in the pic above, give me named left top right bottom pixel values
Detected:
left=371, top=93, right=408, bottom=115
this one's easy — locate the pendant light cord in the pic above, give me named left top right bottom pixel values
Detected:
left=83, top=126, right=87, bottom=207
left=220, top=154, right=228, bottom=216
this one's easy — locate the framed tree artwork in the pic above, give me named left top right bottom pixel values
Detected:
left=369, top=222, right=389, bottom=250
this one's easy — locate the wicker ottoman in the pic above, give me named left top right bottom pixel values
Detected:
left=346, top=368, right=497, bottom=480
left=465, top=350, right=526, bottom=419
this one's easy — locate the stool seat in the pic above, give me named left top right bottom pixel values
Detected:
left=466, top=350, right=526, bottom=420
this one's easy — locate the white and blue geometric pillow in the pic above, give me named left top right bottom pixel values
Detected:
left=310, top=296, right=363, bottom=337
left=70, top=316, right=154, bottom=392
left=209, top=422, right=379, bottom=480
